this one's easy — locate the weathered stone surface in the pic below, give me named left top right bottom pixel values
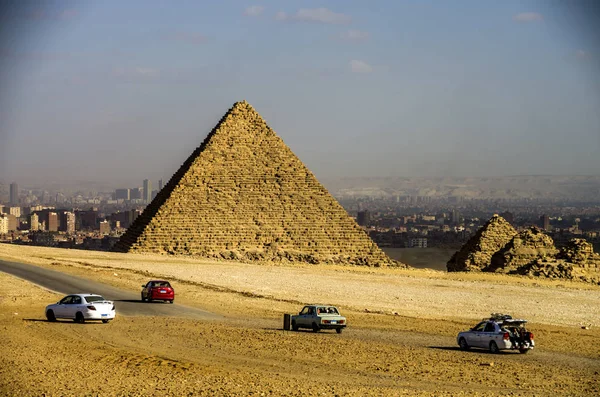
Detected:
left=113, top=101, right=400, bottom=267
left=449, top=216, right=600, bottom=285
left=447, top=215, right=517, bottom=272
left=487, top=227, right=558, bottom=273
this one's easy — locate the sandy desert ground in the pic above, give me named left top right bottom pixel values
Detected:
left=0, top=244, right=599, bottom=396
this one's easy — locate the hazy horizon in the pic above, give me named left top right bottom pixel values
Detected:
left=1, top=1, right=599, bottom=187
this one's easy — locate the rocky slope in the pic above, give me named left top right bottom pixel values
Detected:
left=446, top=214, right=517, bottom=272
left=449, top=217, right=600, bottom=285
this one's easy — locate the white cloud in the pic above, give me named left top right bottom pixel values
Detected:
left=513, top=12, right=543, bottom=22
left=244, top=5, right=264, bottom=17
left=349, top=60, right=372, bottom=74
left=338, top=30, right=370, bottom=42
left=276, top=8, right=351, bottom=25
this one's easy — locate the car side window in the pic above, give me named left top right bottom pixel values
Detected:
left=473, top=322, right=486, bottom=332
left=484, top=323, right=496, bottom=333
left=308, top=307, right=315, bottom=315
left=72, top=296, right=82, bottom=305
left=60, top=296, right=72, bottom=305
left=300, top=307, right=310, bottom=315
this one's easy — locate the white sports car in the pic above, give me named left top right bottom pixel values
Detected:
left=45, top=294, right=116, bottom=323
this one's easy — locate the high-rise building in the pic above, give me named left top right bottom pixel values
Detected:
left=357, top=210, right=370, bottom=227
left=9, top=182, right=19, bottom=205
left=451, top=209, right=461, bottom=225
left=143, top=179, right=152, bottom=203
left=115, top=188, right=130, bottom=200
left=7, top=206, right=21, bottom=218
left=130, top=187, right=142, bottom=200
left=59, top=211, right=75, bottom=233
left=99, top=220, right=111, bottom=235
left=0, top=215, right=8, bottom=234
left=158, top=179, right=164, bottom=191
left=30, top=213, right=39, bottom=231
left=47, top=212, right=58, bottom=232
left=540, top=214, right=550, bottom=231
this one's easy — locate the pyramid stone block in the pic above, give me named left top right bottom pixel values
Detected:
left=113, top=101, right=397, bottom=266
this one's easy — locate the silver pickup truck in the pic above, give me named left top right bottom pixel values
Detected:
left=457, top=314, right=535, bottom=354
left=291, top=305, right=347, bottom=333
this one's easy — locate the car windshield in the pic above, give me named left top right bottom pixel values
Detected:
left=152, top=282, right=171, bottom=288
left=85, top=296, right=106, bottom=303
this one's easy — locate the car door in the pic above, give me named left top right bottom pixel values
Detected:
left=142, top=282, right=152, bottom=299
left=481, top=322, right=497, bottom=348
left=55, top=296, right=73, bottom=317
left=469, top=322, right=486, bottom=347
left=65, top=295, right=82, bottom=318
left=297, top=306, right=311, bottom=327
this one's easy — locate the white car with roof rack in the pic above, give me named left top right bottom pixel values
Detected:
left=45, top=294, right=116, bottom=323
left=457, top=313, right=535, bottom=354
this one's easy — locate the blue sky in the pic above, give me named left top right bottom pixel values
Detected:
left=1, top=0, right=599, bottom=188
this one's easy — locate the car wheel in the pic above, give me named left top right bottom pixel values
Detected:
left=169, top=300, right=174, bottom=304
left=46, top=310, right=56, bottom=322
left=489, top=341, right=499, bottom=354
left=459, top=338, right=470, bottom=351
left=336, top=328, right=342, bottom=334
left=519, top=348, right=529, bottom=354
left=102, top=319, right=110, bottom=324
left=147, top=296, right=153, bottom=303
left=141, top=293, right=146, bottom=302
left=312, top=323, right=320, bottom=333
left=75, top=312, right=85, bottom=324
left=291, top=321, right=299, bottom=331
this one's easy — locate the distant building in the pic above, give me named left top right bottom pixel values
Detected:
left=9, top=182, right=19, bottom=205
left=76, top=208, right=98, bottom=230
left=7, top=206, right=21, bottom=218
left=47, top=212, right=58, bottom=232
left=0, top=215, right=8, bottom=234
left=143, top=179, right=152, bottom=203
left=99, top=220, right=111, bottom=235
left=158, top=179, right=164, bottom=191
left=357, top=210, right=370, bottom=227
left=130, top=187, right=142, bottom=200
left=59, top=211, right=75, bottom=233
left=30, top=213, right=39, bottom=231
left=115, top=188, right=130, bottom=200
left=540, top=214, right=550, bottom=231
left=408, top=238, right=428, bottom=248
left=451, top=210, right=460, bottom=225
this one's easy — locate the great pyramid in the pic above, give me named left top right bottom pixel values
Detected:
left=113, top=101, right=396, bottom=266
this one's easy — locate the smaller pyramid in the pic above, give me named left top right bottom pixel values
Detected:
left=487, top=227, right=558, bottom=273
left=447, top=214, right=517, bottom=272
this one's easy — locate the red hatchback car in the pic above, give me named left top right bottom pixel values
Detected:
left=141, top=280, right=174, bottom=303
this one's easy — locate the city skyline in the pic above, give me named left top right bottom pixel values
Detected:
left=1, top=1, right=599, bottom=186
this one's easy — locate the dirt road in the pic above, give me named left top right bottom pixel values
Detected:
left=0, top=259, right=221, bottom=320
left=0, top=248, right=598, bottom=396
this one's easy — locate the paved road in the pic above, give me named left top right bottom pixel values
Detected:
left=0, top=259, right=222, bottom=320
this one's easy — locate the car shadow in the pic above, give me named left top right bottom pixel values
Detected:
left=23, top=318, right=96, bottom=325
left=428, top=346, right=503, bottom=355
left=113, top=299, right=146, bottom=303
